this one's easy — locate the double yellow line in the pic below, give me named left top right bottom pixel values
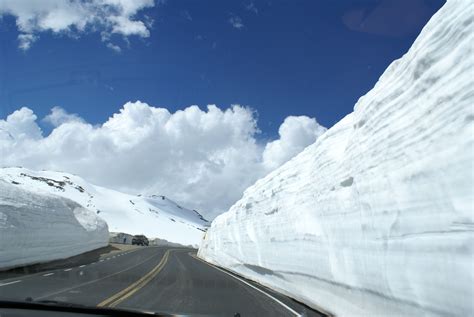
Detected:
left=98, top=249, right=173, bottom=307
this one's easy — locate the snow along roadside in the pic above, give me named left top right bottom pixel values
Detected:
left=0, top=167, right=207, bottom=248
left=0, top=179, right=109, bottom=270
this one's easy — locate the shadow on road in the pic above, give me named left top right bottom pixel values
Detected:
left=0, top=244, right=122, bottom=280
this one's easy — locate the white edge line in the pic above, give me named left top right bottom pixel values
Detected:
left=192, top=255, right=301, bottom=317
left=79, top=265, right=86, bottom=268
left=0, top=280, right=21, bottom=287
left=42, top=273, right=54, bottom=277
left=64, top=268, right=72, bottom=272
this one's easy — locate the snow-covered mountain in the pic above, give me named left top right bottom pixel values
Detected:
left=199, top=1, right=473, bottom=317
left=0, top=167, right=209, bottom=247
left=0, top=179, right=109, bottom=270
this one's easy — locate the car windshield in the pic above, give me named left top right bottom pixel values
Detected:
left=0, top=1, right=472, bottom=316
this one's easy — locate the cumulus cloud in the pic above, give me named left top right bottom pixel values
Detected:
left=0, top=0, right=155, bottom=51
left=0, top=107, right=42, bottom=141
left=43, top=106, right=84, bottom=127
left=263, top=116, right=327, bottom=170
left=0, top=102, right=326, bottom=219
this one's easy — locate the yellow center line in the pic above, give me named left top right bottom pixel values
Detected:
left=97, top=248, right=175, bottom=308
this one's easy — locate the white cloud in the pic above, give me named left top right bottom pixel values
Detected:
left=0, top=107, right=42, bottom=141
left=245, top=2, right=258, bottom=14
left=0, top=0, right=155, bottom=51
left=18, top=33, right=37, bottom=51
left=229, top=16, right=244, bottom=29
left=263, top=116, right=327, bottom=170
left=0, top=102, right=326, bottom=219
left=106, top=42, right=122, bottom=53
left=43, top=106, right=84, bottom=127
left=109, top=15, right=150, bottom=37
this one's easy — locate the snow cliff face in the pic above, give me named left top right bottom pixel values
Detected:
left=0, top=167, right=208, bottom=247
left=0, top=179, right=109, bottom=270
left=199, top=1, right=474, bottom=316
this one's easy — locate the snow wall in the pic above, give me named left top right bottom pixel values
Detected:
left=0, top=167, right=207, bottom=248
left=0, top=180, right=109, bottom=270
left=198, top=1, right=473, bottom=316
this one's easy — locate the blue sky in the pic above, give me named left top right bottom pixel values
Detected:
left=0, top=0, right=444, bottom=139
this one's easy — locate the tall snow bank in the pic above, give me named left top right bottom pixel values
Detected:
left=0, top=180, right=108, bottom=270
left=199, top=1, right=474, bottom=316
left=0, top=167, right=208, bottom=247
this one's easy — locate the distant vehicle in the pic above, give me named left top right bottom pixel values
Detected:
left=132, top=235, right=149, bottom=246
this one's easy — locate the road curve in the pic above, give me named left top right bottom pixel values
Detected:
left=0, top=246, right=325, bottom=316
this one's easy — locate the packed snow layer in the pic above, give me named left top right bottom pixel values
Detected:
left=199, top=1, right=474, bottom=316
left=0, top=167, right=208, bottom=247
left=0, top=180, right=108, bottom=270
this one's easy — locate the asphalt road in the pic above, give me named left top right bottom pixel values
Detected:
left=0, top=246, right=325, bottom=317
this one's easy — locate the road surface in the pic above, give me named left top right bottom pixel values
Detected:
left=0, top=246, right=325, bottom=316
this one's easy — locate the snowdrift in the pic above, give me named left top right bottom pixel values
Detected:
left=199, top=1, right=474, bottom=316
left=0, top=167, right=208, bottom=247
left=0, top=180, right=108, bottom=270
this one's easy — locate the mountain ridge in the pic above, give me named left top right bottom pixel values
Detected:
left=0, top=167, right=208, bottom=247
